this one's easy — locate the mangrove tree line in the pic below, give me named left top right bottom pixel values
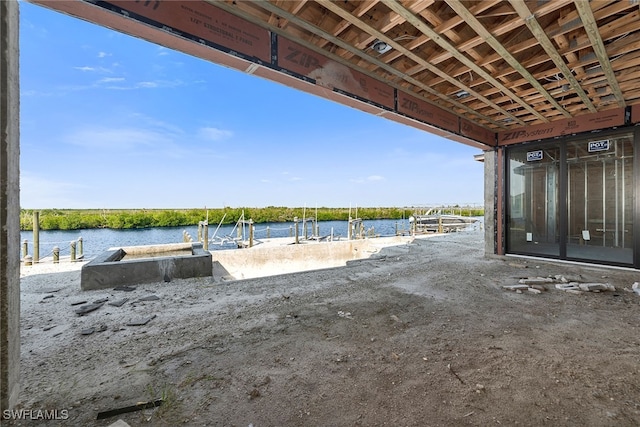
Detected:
left=19, top=206, right=484, bottom=231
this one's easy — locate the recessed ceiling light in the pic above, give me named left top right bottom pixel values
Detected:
left=371, top=40, right=392, bottom=54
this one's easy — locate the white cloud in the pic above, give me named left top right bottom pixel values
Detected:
left=98, top=77, right=125, bottom=84
left=74, top=66, right=112, bottom=73
left=97, top=52, right=111, bottom=58
left=367, top=175, right=384, bottom=181
left=137, top=81, right=158, bottom=88
left=64, top=127, right=172, bottom=151
left=198, top=127, right=233, bottom=141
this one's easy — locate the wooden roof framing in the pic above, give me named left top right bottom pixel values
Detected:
left=215, top=0, right=639, bottom=132
left=29, top=0, right=640, bottom=146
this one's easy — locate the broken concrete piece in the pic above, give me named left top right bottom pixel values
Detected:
left=518, top=277, right=553, bottom=285
left=503, top=285, right=529, bottom=291
left=555, top=284, right=580, bottom=292
left=137, top=295, right=160, bottom=302
left=81, top=328, right=95, bottom=335
left=632, top=282, right=640, bottom=296
left=108, top=298, right=129, bottom=307
left=107, top=420, right=132, bottom=427
left=527, top=287, right=542, bottom=294
left=578, top=283, right=615, bottom=292
left=127, top=314, right=157, bottom=326
left=93, top=298, right=109, bottom=304
left=75, top=302, right=105, bottom=316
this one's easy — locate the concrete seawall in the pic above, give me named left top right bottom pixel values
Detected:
left=211, top=235, right=415, bottom=280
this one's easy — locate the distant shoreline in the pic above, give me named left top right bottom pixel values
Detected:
left=20, top=206, right=484, bottom=231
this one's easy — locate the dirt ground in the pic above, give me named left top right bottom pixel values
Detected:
left=7, top=229, right=640, bottom=426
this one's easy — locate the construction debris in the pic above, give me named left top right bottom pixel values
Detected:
left=632, top=282, right=640, bottom=296
left=96, top=399, right=164, bottom=420
left=518, top=277, right=553, bottom=285
left=74, top=302, right=105, bottom=316
left=504, top=276, right=616, bottom=295
left=127, top=314, right=157, bottom=326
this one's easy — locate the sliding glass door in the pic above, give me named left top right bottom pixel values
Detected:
left=506, top=130, right=636, bottom=267
left=566, top=134, right=634, bottom=264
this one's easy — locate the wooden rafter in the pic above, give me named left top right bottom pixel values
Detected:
left=381, top=0, right=545, bottom=122
left=445, top=0, right=571, bottom=120
left=210, top=0, right=504, bottom=128
left=573, top=0, right=626, bottom=107
left=316, top=0, right=524, bottom=125
left=508, top=0, right=595, bottom=113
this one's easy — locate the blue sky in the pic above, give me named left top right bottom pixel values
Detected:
left=19, top=1, right=484, bottom=209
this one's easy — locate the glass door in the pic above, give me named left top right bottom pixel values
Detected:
left=566, top=133, right=634, bottom=265
left=507, top=145, right=561, bottom=257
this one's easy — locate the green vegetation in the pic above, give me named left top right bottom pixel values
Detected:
left=19, top=206, right=484, bottom=231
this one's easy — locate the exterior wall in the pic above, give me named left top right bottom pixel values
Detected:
left=0, top=0, right=21, bottom=410
left=483, top=149, right=497, bottom=257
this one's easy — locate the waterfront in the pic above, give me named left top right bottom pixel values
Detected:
left=19, top=218, right=418, bottom=261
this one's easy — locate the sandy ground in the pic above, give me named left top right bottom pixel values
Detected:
left=5, top=228, right=640, bottom=426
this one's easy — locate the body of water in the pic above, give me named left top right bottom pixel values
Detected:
left=20, top=218, right=418, bottom=261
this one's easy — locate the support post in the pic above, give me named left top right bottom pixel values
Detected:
left=33, top=211, right=39, bottom=263
left=78, top=237, right=83, bottom=259
left=294, top=217, right=299, bottom=244
left=266, top=226, right=270, bottom=239
left=348, top=217, right=353, bottom=240
left=197, top=221, right=202, bottom=243
left=53, top=246, right=59, bottom=264
left=249, top=219, right=254, bottom=248
left=22, top=239, right=27, bottom=259
left=70, top=241, right=76, bottom=262
left=203, top=222, right=209, bottom=251
left=1, top=0, right=21, bottom=409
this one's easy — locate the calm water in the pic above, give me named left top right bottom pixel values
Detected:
left=20, top=219, right=418, bottom=261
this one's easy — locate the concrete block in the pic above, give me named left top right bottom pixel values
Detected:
left=81, top=243, right=212, bottom=290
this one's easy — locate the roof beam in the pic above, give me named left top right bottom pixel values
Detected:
left=211, top=0, right=503, bottom=128
left=315, top=0, right=523, bottom=125
left=573, top=0, right=626, bottom=107
left=508, top=0, right=595, bottom=113
left=381, top=0, right=546, bottom=122
left=445, top=0, right=572, bottom=119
